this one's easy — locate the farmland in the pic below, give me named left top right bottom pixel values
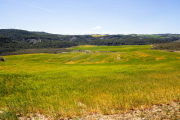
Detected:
left=0, top=45, right=180, bottom=119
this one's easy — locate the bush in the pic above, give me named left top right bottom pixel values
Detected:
left=0, top=57, right=6, bottom=62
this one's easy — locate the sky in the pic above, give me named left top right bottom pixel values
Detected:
left=1, top=0, right=180, bottom=35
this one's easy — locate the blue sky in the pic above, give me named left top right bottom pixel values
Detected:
left=1, top=0, right=180, bottom=35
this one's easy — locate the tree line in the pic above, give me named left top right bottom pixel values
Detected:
left=1, top=29, right=180, bottom=55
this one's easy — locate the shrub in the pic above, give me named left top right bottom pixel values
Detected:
left=0, top=57, right=6, bottom=62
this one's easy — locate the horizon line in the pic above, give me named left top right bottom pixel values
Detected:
left=0, top=28, right=179, bottom=35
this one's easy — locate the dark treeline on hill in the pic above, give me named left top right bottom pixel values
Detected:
left=0, top=36, right=77, bottom=54
left=1, top=29, right=180, bottom=55
left=88, top=38, right=170, bottom=45
left=152, top=42, right=180, bottom=51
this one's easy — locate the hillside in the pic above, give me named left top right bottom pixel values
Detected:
left=1, top=29, right=180, bottom=55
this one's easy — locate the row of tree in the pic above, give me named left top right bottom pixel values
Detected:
left=0, top=36, right=77, bottom=54
left=1, top=29, right=180, bottom=55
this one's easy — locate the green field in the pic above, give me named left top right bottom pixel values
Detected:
left=0, top=45, right=180, bottom=119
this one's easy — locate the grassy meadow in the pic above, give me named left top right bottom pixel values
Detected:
left=91, top=35, right=107, bottom=37
left=0, top=45, right=180, bottom=119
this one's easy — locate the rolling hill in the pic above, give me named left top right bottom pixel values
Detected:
left=1, top=29, right=180, bottom=55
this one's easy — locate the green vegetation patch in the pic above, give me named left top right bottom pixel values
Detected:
left=91, top=35, right=107, bottom=37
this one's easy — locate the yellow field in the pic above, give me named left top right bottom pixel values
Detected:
left=91, top=35, right=107, bottom=37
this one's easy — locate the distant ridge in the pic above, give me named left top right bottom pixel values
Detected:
left=1, top=29, right=180, bottom=55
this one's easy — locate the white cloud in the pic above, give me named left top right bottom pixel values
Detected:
left=92, top=26, right=101, bottom=29
left=81, top=31, right=116, bottom=35
left=132, top=31, right=137, bottom=34
left=82, top=31, right=93, bottom=34
left=7, top=0, right=20, bottom=3
left=29, top=5, right=52, bottom=12
left=101, top=31, right=114, bottom=34
left=7, top=0, right=52, bottom=12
